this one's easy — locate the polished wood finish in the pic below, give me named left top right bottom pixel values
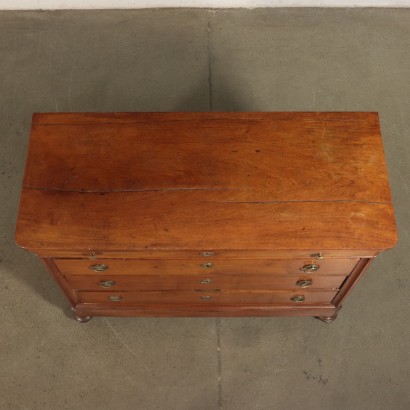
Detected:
left=73, top=303, right=337, bottom=318
left=54, top=257, right=358, bottom=276
left=15, top=112, right=397, bottom=321
left=331, top=258, right=373, bottom=307
left=316, top=313, right=338, bottom=323
left=25, top=113, right=391, bottom=202
left=16, top=190, right=396, bottom=253
left=77, top=290, right=338, bottom=305
left=65, top=273, right=347, bottom=291
left=72, top=312, right=92, bottom=323
left=41, top=259, right=78, bottom=308
left=30, top=249, right=378, bottom=259
left=16, top=112, right=397, bottom=254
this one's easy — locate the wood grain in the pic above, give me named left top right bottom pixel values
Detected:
left=77, top=289, right=338, bottom=305
left=31, top=111, right=380, bottom=125
left=66, top=274, right=346, bottom=291
left=41, top=258, right=78, bottom=307
left=32, top=249, right=378, bottom=259
left=331, top=258, right=373, bottom=307
left=16, top=189, right=397, bottom=252
left=15, top=112, right=398, bottom=321
left=72, top=303, right=337, bottom=318
left=16, top=112, right=397, bottom=255
left=54, top=257, right=358, bottom=276
left=25, top=112, right=390, bottom=204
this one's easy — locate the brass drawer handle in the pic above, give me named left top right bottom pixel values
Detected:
left=98, top=280, right=116, bottom=288
left=200, top=251, right=215, bottom=257
left=89, top=264, right=109, bottom=272
left=108, top=295, right=123, bottom=302
left=296, top=279, right=312, bottom=288
left=200, top=278, right=213, bottom=285
left=200, top=262, right=214, bottom=269
left=290, top=295, right=305, bottom=303
left=300, top=263, right=319, bottom=273
left=200, top=295, right=212, bottom=300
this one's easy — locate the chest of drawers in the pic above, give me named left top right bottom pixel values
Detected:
left=15, top=112, right=397, bottom=322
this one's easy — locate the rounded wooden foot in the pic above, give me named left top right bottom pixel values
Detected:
left=316, top=313, right=338, bottom=323
left=73, top=312, right=92, bottom=323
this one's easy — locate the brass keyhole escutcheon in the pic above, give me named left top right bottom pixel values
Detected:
left=98, top=280, right=116, bottom=288
left=300, top=263, right=319, bottom=273
left=108, top=295, right=123, bottom=302
left=89, top=264, right=109, bottom=272
left=200, top=262, right=214, bottom=269
left=296, top=279, right=313, bottom=288
left=290, top=295, right=305, bottom=303
left=200, top=295, right=212, bottom=300
left=200, top=278, right=213, bottom=285
left=200, top=251, right=215, bottom=257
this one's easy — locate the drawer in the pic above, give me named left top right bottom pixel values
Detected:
left=55, top=258, right=358, bottom=276
left=46, top=250, right=377, bottom=259
left=67, top=274, right=347, bottom=291
left=77, top=290, right=338, bottom=305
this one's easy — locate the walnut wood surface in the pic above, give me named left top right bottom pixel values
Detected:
left=15, top=112, right=398, bottom=321
left=66, top=274, right=346, bottom=292
left=32, top=249, right=377, bottom=259
left=316, top=313, right=338, bottom=323
left=331, top=257, right=373, bottom=307
left=55, top=257, right=358, bottom=276
left=25, top=113, right=390, bottom=202
left=31, top=111, right=374, bottom=125
left=77, top=289, right=337, bottom=305
left=41, top=258, right=78, bottom=307
left=16, top=190, right=396, bottom=253
left=16, top=112, right=397, bottom=255
left=72, top=303, right=337, bottom=318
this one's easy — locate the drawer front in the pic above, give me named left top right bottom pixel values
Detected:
left=55, top=258, right=358, bottom=276
left=67, top=274, right=346, bottom=291
left=47, top=250, right=377, bottom=259
left=77, top=290, right=338, bottom=305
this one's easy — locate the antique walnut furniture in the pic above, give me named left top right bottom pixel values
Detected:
left=15, top=112, right=397, bottom=323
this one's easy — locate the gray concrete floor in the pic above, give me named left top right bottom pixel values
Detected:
left=0, top=8, right=409, bottom=410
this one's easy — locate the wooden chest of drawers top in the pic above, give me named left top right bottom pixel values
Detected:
left=15, top=112, right=397, bottom=257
